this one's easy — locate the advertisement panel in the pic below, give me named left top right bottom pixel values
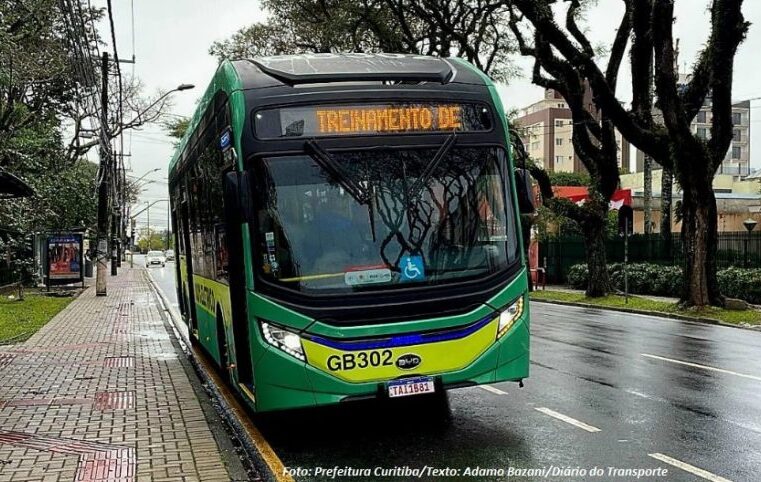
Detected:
left=47, top=234, right=83, bottom=283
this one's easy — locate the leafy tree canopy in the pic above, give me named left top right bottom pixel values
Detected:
left=210, top=0, right=518, bottom=81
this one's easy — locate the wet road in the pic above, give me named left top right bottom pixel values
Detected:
left=147, top=263, right=761, bottom=481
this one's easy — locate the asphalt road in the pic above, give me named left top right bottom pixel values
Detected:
left=146, top=260, right=761, bottom=481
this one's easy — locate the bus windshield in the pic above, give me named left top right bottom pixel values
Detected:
left=253, top=147, right=518, bottom=294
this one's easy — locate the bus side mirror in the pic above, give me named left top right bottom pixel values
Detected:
left=514, top=168, right=535, bottom=214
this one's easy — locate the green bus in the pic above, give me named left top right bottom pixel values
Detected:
left=168, top=53, right=530, bottom=412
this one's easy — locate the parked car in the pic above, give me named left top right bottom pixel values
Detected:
left=165, top=249, right=175, bottom=261
left=145, top=250, right=166, bottom=268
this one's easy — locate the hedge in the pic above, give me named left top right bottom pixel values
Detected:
left=565, top=262, right=761, bottom=304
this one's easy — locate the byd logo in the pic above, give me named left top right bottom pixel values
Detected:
left=395, top=353, right=422, bottom=370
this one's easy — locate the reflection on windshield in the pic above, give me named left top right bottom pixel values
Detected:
left=254, top=147, right=517, bottom=293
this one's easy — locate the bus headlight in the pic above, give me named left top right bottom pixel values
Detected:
left=497, top=296, right=524, bottom=339
left=260, top=322, right=305, bottom=361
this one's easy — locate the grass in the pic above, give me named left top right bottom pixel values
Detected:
left=530, top=290, right=761, bottom=326
left=0, top=293, right=75, bottom=343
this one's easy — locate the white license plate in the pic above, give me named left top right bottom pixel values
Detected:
left=387, top=377, right=435, bottom=398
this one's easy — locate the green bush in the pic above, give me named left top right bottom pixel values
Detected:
left=566, top=264, right=589, bottom=289
left=717, top=267, right=761, bottom=304
left=564, top=262, right=759, bottom=303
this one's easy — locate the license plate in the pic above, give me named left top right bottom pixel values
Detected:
left=387, top=376, right=435, bottom=398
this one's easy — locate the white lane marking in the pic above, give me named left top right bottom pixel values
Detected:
left=478, top=385, right=507, bottom=395
left=642, top=353, right=761, bottom=382
left=648, top=453, right=732, bottom=482
left=534, top=407, right=601, bottom=433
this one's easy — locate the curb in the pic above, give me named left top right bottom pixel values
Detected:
left=531, top=298, right=761, bottom=332
left=145, top=271, right=294, bottom=482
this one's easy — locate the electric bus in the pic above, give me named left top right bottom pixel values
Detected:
left=168, top=53, right=530, bottom=412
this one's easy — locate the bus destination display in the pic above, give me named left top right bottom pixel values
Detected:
left=254, top=103, right=491, bottom=138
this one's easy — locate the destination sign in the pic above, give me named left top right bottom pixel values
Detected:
left=254, top=103, right=491, bottom=139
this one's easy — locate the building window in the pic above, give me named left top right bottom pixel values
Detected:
left=555, top=156, right=563, bottom=164
left=555, top=119, right=564, bottom=127
left=696, top=111, right=707, bottom=123
left=732, top=146, right=741, bottom=159
left=732, top=112, right=742, bottom=125
left=733, top=129, right=741, bottom=141
left=697, top=127, right=707, bottom=139
left=557, top=103, right=564, bottom=108
left=555, top=138, right=563, bottom=146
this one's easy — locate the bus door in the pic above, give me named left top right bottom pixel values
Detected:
left=180, top=198, right=198, bottom=335
left=223, top=169, right=254, bottom=389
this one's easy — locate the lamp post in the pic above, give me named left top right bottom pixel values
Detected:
left=743, top=218, right=757, bottom=268
left=127, top=168, right=161, bottom=185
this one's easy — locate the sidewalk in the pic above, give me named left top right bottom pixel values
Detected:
left=0, top=267, right=243, bottom=481
left=543, top=284, right=680, bottom=303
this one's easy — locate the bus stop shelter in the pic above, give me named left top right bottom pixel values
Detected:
left=0, top=167, right=34, bottom=199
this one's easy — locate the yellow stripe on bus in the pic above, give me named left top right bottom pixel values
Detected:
left=279, top=272, right=345, bottom=282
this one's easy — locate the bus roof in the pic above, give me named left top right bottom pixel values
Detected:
left=249, top=53, right=457, bottom=85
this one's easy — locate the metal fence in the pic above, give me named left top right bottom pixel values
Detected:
left=0, top=260, right=17, bottom=287
left=538, top=231, right=761, bottom=284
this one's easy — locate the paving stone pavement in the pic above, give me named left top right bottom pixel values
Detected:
left=0, top=268, right=234, bottom=482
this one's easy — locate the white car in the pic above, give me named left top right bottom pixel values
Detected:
left=145, top=250, right=166, bottom=268
left=165, top=249, right=175, bottom=261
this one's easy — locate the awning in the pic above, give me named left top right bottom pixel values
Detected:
left=551, top=186, right=632, bottom=210
left=0, top=168, right=34, bottom=199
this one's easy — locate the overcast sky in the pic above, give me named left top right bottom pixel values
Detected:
left=97, top=1, right=761, bottom=229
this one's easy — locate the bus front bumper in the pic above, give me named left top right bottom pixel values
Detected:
left=251, top=316, right=529, bottom=412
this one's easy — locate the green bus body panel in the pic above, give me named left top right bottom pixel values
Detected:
left=174, top=56, right=530, bottom=413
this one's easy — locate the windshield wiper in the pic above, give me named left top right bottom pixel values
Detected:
left=304, top=139, right=369, bottom=204
left=407, top=131, right=458, bottom=198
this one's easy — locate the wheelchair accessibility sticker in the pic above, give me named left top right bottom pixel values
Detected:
left=400, top=255, right=425, bottom=282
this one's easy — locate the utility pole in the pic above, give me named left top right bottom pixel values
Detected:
left=95, top=52, right=111, bottom=296
left=110, top=165, right=119, bottom=275
left=147, top=204, right=151, bottom=250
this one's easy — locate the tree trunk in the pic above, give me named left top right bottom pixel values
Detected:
left=582, top=214, right=610, bottom=297
left=680, top=176, right=722, bottom=307
left=660, top=167, right=673, bottom=259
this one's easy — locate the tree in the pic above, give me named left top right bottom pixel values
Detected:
left=547, top=171, right=591, bottom=187
left=136, top=228, right=169, bottom=253
left=211, top=0, right=517, bottom=81
left=510, top=0, right=748, bottom=307
left=507, top=1, right=627, bottom=296
left=164, top=116, right=190, bottom=140
left=0, top=121, right=99, bottom=234
left=0, top=0, right=84, bottom=160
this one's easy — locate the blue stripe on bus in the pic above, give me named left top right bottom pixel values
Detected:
left=306, top=314, right=495, bottom=351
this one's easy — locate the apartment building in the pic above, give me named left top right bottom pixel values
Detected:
left=635, top=75, right=751, bottom=178
left=514, top=88, right=631, bottom=173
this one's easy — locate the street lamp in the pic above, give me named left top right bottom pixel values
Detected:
left=133, top=84, right=195, bottom=121
left=127, top=168, right=161, bottom=184
left=743, top=218, right=757, bottom=267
